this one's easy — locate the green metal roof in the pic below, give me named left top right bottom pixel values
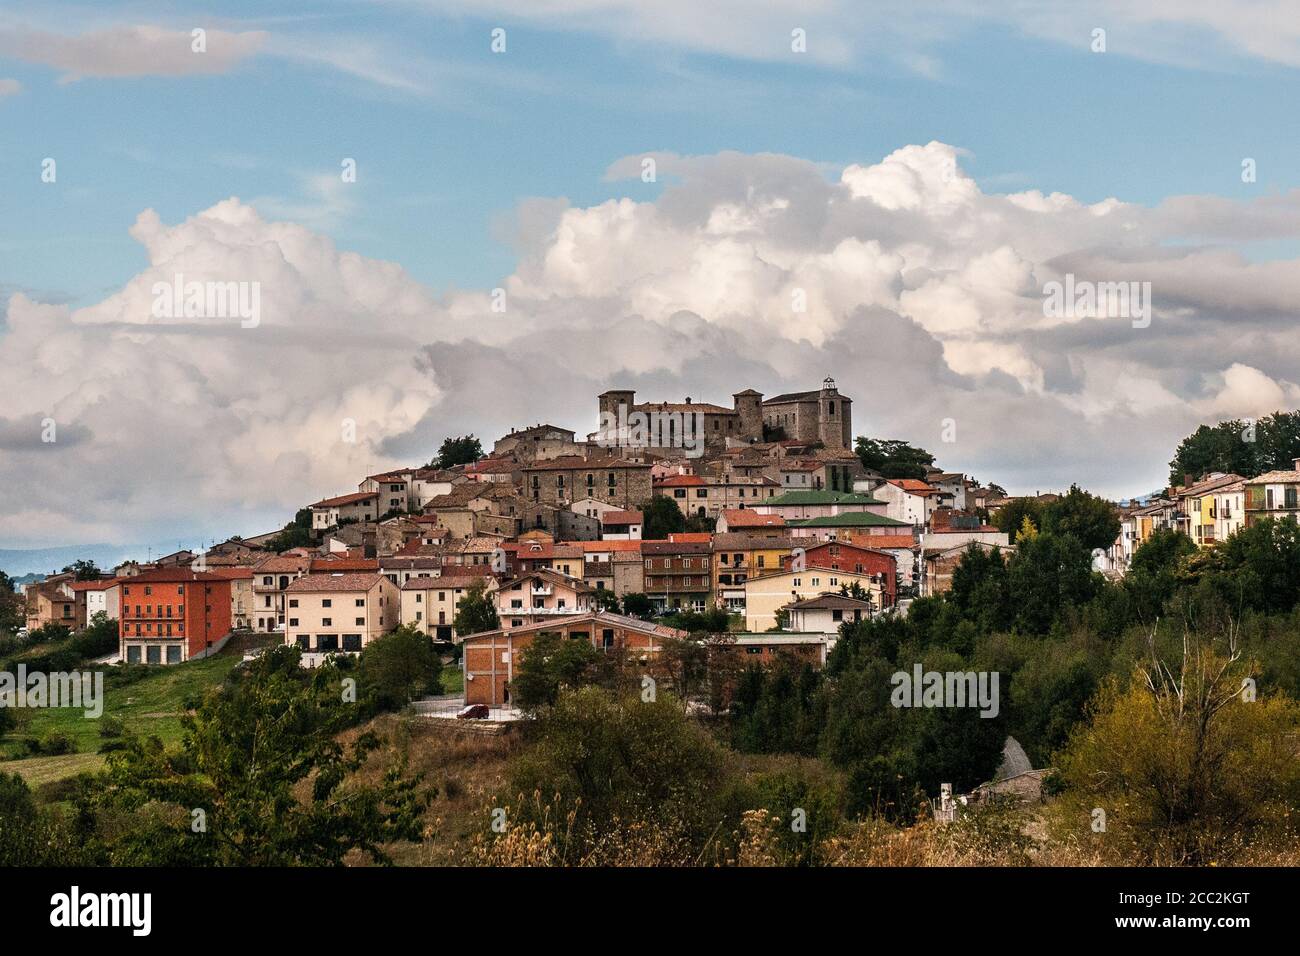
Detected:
left=765, top=490, right=882, bottom=506
left=786, top=512, right=910, bottom=527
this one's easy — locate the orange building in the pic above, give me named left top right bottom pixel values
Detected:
left=118, top=568, right=234, bottom=665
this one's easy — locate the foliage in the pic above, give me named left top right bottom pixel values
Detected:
left=360, top=625, right=443, bottom=711
left=1168, top=410, right=1300, bottom=486
left=452, top=580, right=499, bottom=637
left=1054, top=623, right=1300, bottom=865
left=61, top=559, right=103, bottom=581
left=77, top=645, right=429, bottom=865
left=621, top=592, right=654, bottom=619
left=730, top=658, right=824, bottom=756
left=1039, top=484, right=1121, bottom=553
left=994, top=498, right=1044, bottom=543
left=0, top=772, right=83, bottom=865
left=507, top=686, right=735, bottom=855
left=433, top=434, right=483, bottom=469
left=853, top=437, right=935, bottom=480
left=509, top=632, right=601, bottom=712
left=640, top=495, right=686, bottom=540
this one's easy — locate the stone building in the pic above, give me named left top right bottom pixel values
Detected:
left=762, top=377, right=852, bottom=449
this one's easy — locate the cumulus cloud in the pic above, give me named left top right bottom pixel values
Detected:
left=6, top=140, right=1300, bottom=545
left=0, top=25, right=265, bottom=80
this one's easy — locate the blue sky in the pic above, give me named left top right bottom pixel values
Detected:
left=5, top=2, right=1300, bottom=551
left=5, top=2, right=1297, bottom=306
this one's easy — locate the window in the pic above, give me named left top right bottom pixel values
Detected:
left=289, top=598, right=298, bottom=608
left=342, top=634, right=363, bottom=652
left=144, top=586, right=152, bottom=596
left=166, top=645, right=182, bottom=664
left=322, top=617, right=332, bottom=627
left=355, top=598, right=365, bottom=607
left=322, top=599, right=332, bottom=608
left=289, top=618, right=299, bottom=627
left=355, top=617, right=365, bottom=626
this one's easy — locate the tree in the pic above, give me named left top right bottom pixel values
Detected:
left=509, top=631, right=600, bottom=712
left=507, top=686, right=733, bottom=854
left=1006, top=533, right=1098, bottom=634
left=853, top=437, right=935, bottom=480
left=947, top=544, right=1011, bottom=633
left=621, top=592, right=654, bottom=619
left=1124, top=528, right=1197, bottom=622
left=61, top=559, right=102, bottom=581
left=0, top=571, right=22, bottom=635
left=640, top=496, right=686, bottom=540
left=1167, top=411, right=1300, bottom=486
left=993, top=498, right=1044, bottom=543
left=1055, top=623, right=1300, bottom=865
left=1199, top=516, right=1300, bottom=615
left=267, top=507, right=314, bottom=552
left=0, top=772, right=81, bottom=865
left=452, top=580, right=499, bottom=637
left=79, top=646, right=429, bottom=865
left=433, top=434, right=483, bottom=469
left=592, top=589, right=620, bottom=612
left=360, top=625, right=443, bottom=709
left=1040, top=484, right=1121, bottom=553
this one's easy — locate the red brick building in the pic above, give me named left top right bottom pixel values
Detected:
left=119, top=568, right=233, bottom=665
left=781, top=540, right=897, bottom=608
left=459, top=611, right=686, bottom=707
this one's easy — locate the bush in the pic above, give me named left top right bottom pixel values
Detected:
left=24, top=731, right=76, bottom=756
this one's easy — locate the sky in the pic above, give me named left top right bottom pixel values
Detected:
left=4, top=1, right=1300, bottom=550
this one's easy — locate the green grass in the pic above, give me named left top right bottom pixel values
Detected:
left=439, top=664, right=464, bottom=695
left=1, top=645, right=245, bottom=771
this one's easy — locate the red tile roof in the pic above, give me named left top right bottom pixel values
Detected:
left=311, top=491, right=379, bottom=508
left=309, top=557, right=380, bottom=572
left=655, top=475, right=706, bottom=487
left=70, top=579, right=119, bottom=591
left=887, top=479, right=937, bottom=495
left=601, top=510, right=643, bottom=524
left=721, top=510, right=785, bottom=528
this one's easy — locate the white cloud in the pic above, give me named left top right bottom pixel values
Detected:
left=7, top=141, right=1300, bottom=544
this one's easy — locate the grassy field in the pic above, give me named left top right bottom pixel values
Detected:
left=0, top=635, right=268, bottom=780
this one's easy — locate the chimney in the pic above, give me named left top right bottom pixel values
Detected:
left=1293, top=457, right=1300, bottom=472
left=1184, top=472, right=1193, bottom=489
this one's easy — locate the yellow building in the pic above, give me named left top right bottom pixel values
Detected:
left=712, top=532, right=796, bottom=612
left=742, top=565, right=883, bottom=632
left=399, top=569, right=497, bottom=641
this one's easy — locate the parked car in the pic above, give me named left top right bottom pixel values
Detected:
left=456, top=704, right=490, bottom=720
